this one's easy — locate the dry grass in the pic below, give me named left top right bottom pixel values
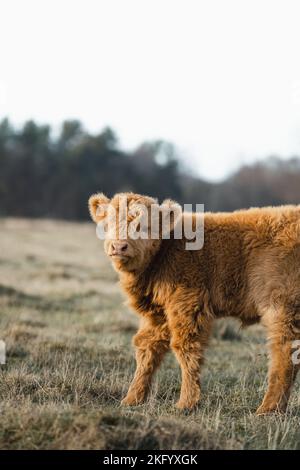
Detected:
left=0, top=218, right=299, bottom=450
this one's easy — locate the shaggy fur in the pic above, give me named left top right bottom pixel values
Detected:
left=89, top=192, right=300, bottom=414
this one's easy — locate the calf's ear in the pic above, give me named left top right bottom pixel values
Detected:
left=88, top=193, right=110, bottom=223
left=160, top=199, right=182, bottom=237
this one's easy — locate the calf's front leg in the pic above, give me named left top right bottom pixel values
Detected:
left=168, top=303, right=213, bottom=410
left=121, top=320, right=170, bottom=406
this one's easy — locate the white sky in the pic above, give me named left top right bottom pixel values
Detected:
left=1, top=0, right=300, bottom=181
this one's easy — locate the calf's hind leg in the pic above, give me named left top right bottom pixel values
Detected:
left=256, top=308, right=300, bottom=415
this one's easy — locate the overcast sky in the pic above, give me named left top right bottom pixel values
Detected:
left=1, top=0, right=300, bottom=180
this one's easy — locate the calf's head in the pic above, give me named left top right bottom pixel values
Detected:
left=88, top=192, right=181, bottom=272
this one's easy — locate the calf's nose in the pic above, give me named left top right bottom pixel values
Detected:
left=111, top=241, right=128, bottom=254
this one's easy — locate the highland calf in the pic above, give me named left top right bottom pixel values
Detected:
left=89, top=192, right=300, bottom=414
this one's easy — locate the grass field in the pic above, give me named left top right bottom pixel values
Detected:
left=0, top=218, right=299, bottom=450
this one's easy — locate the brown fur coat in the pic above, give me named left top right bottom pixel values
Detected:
left=89, top=193, right=300, bottom=414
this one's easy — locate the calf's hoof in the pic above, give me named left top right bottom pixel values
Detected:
left=121, top=394, right=145, bottom=407
left=255, top=403, right=286, bottom=416
left=175, top=399, right=200, bottom=412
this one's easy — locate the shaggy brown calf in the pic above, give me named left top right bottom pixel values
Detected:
left=89, top=192, right=300, bottom=414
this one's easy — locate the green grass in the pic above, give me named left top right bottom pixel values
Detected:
left=0, top=218, right=299, bottom=449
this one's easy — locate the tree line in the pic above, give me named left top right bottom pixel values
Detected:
left=0, top=118, right=300, bottom=220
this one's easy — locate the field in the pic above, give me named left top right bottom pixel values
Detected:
left=0, top=218, right=299, bottom=450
